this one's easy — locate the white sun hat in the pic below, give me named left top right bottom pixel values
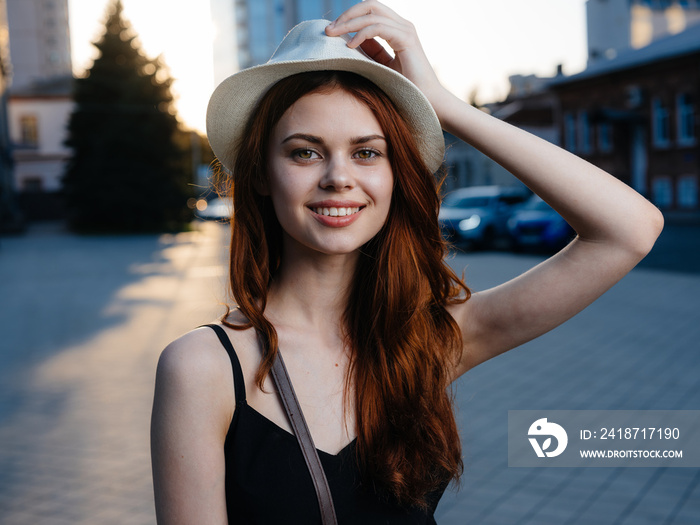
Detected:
left=206, top=19, right=445, bottom=174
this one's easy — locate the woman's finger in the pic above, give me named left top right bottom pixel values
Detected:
left=327, top=14, right=417, bottom=57
left=329, top=0, right=403, bottom=30
left=327, top=2, right=413, bottom=43
left=358, top=38, right=394, bottom=67
left=346, top=21, right=410, bottom=51
left=327, top=14, right=406, bottom=45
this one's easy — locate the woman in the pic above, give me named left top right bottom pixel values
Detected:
left=151, top=2, right=663, bottom=523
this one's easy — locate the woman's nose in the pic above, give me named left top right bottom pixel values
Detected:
left=320, top=157, right=355, bottom=191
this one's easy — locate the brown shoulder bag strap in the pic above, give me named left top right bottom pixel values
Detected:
left=271, top=351, right=338, bottom=525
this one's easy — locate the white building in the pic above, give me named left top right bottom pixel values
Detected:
left=6, top=0, right=72, bottom=199
left=8, top=76, right=72, bottom=193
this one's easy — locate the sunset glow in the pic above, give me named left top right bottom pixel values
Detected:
left=68, top=0, right=217, bottom=132
left=68, top=0, right=587, bottom=133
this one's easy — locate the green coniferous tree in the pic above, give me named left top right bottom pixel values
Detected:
left=63, top=0, right=191, bottom=232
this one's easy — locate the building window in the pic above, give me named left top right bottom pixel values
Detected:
left=564, top=112, right=577, bottom=152
left=577, top=110, right=593, bottom=154
left=597, top=122, right=613, bottom=153
left=677, top=93, right=696, bottom=146
left=652, top=97, right=671, bottom=148
left=652, top=176, right=673, bottom=208
left=19, top=115, right=39, bottom=147
left=677, top=175, right=698, bottom=209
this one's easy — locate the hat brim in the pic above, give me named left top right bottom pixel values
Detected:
left=207, top=56, right=445, bottom=174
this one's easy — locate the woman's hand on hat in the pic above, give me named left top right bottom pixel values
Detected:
left=326, top=0, right=446, bottom=104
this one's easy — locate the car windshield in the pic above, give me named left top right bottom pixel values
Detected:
left=443, top=195, right=491, bottom=208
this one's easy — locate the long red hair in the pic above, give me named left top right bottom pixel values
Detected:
left=221, top=71, right=469, bottom=508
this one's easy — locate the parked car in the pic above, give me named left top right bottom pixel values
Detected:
left=507, top=195, right=574, bottom=251
left=439, top=185, right=530, bottom=248
left=194, top=197, right=233, bottom=221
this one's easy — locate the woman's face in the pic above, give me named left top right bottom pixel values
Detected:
left=265, top=88, right=394, bottom=258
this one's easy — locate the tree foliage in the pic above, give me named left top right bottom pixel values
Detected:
left=63, top=0, right=191, bottom=232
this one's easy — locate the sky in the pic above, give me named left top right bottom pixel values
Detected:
left=67, top=0, right=589, bottom=133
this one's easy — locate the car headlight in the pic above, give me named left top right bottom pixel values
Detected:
left=459, top=214, right=481, bottom=231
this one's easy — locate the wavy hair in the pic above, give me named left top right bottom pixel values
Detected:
left=221, top=71, right=470, bottom=508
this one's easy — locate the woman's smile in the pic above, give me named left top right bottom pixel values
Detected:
left=307, top=200, right=366, bottom=227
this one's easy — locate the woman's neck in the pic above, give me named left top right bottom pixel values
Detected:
left=265, top=245, right=359, bottom=336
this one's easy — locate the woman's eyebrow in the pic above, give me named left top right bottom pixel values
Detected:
left=281, top=133, right=323, bottom=144
left=351, top=134, right=386, bottom=144
left=281, top=133, right=387, bottom=145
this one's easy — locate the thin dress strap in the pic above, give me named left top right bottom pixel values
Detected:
left=202, top=324, right=246, bottom=404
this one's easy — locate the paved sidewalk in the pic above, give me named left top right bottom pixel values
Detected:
left=0, top=222, right=229, bottom=524
left=436, top=251, right=700, bottom=525
left=0, top=222, right=698, bottom=524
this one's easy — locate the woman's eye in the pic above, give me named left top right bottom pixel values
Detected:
left=293, top=149, right=317, bottom=160
left=355, top=149, right=379, bottom=160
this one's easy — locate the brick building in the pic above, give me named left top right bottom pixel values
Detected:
left=550, top=23, right=699, bottom=213
left=587, top=0, right=700, bottom=64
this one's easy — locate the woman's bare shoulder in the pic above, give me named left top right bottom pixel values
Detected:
left=157, top=326, right=232, bottom=384
left=155, top=319, right=258, bottom=398
left=153, top=325, right=241, bottom=441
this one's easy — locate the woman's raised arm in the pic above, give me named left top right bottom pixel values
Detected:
left=434, top=92, right=662, bottom=376
left=327, top=1, right=664, bottom=376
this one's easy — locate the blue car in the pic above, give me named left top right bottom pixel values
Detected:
left=507, top=196, right=574, bottom=251
left=439, top=186, right=530, bottom=249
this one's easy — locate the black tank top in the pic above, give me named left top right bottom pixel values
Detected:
left=206, top=324, right=445, bottom=524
